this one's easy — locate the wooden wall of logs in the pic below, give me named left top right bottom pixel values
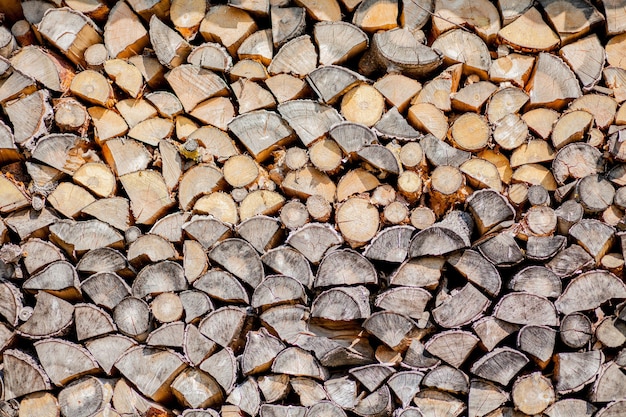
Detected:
left=3, top=0, right=626, bottom=416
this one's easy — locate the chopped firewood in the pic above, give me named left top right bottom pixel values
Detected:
left=23, top=260, right=81, bottom=300
left=486, top=86, right=528, bottom=123
left=54, top=98, right=90, bottom=135
left=240, top=190, right=286, bottom=220
left=425, top=331, right=478, bottom=368
left=410, top=210, right=473, bottom=257
left=554, top=350, right=603, bottom=394
left=538, top=0, right=604, bottom=44
left=268, top=35, right=317, bottom=76
left=341, top=84, right=384, bottom=127
left=433, top=0, right=500, bottom=42
left=119, top=170, right=175, bottom=224
left=331, top=122, right=376, bottom=154
left=104, top=59, right=144, bottom=98
left=559, top=312, right=592, bottom=349
left=369, top=28, right=442, bottom=77
left=279, top=100, right=342, bottom=147
left=489, top=53, right=535, bottom=87
left=335, top=196, right=380, bottom=247
left=450, top=113, right=489, bottom=151
left=432, top=283, right=489, bottom=328
left=252, top=275, right=307, bottom=308
left=527, top=52, right=582, bottom=109
left=58, top=377, right=116, bottom=417
left=229, top=110, right=295, bottom=161
left=132, top=261, right=187, bottom=299
left=18, top=291, right=74, bottom=339
left=188, top=42, right=233, bottom=73
left=11, top=46, right=74, bottom=93
left=38, top=8, right=102, bottom=66
left=266, top=74, right=308, bottom=103
left=352, top=0, right=398, bottom=32
left=169, top=0, right=206, bottom=40
left=115, top=346, right=187, bottom=402
left=88, top=107, right=129, bottom=144
left=200, top=5, right=257, bottom=56
left=511, top=372, right=555, bottom=415
left=468, top=380, right=509, bottom=417
left=314, top=22, right=368, bottom=66
left=374, top=74, right=421, bottom=113
left=5, top=89, right=53, bottom=148
left=498, top=7, right=559, bottom=52
left=165, top=65, right=229, bottom=112
left=3, top=350, right=52, bottom=400
left=70, top=70, right=115, bottom=108
left=408, top=102, right=448, bottom=140
left=104, top=2, right=149, bottom=58
left=432, top=29, right=491, bottom=77
left=556, top=270, right=626, bottom=314
left=560, top=35, right=605, bottom=90
left=413, top=390, right=464, bottom=417
left=128, top=55, right=166, bottom=88
left=232, top=79, right=276, bottom=113
left=470, top=347, right=529, bottom=386
left=150, top=16, right=191, bottom=69
left=0, top=174, right=29, bottom=214
left=84, top=43, right=109, bottom=71
left=307, top=65, right=362, bottom=105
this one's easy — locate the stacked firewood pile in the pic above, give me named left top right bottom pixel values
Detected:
left=3, top=0, right=626, bottom=415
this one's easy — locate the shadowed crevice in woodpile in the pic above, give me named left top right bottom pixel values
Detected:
left=2, top=0, right=626, bottom=416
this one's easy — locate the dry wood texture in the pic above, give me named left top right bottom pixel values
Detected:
left=0, top=0, right=626, bottom=416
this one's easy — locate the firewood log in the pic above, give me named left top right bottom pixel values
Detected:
left=0, top=174, right=29, bottom=214
left=498, top=7, right=559, bottom=52
left=261, top=246, right=314, bottom=288
left=3, top=349, right=51, bottom=400
left=553, top=350, right=603, bottom=394
left=34, top=338, right=100, bottom=386
left=196, top=348, right=236, bottom=395
left=194, top=270, right=248, bottom=304
left=388, top=256, right=443, bottom=290
left=539, top=0, right=604, bottom=44
left=470, top=347, right=529, bottom=386
left=260, top=404, right=305, bottom=417
left=22, top=260, right=80, bottom=301
left=424, top=330, right=478, bottom=369
left=124, top=0, right=169, bottom=21
left=489, top=53, right=535, bottom=87
left=5, top=89, right=53, bottom=148
left=171, top=368, right=223, bottom=408
left=511, top=372, right=555, bottom=415
left=325, top=375, right=358, bottom=409
left=81, top=272, right=131, bottom=311
left=113, top=296, right=152, bottom=341
left=311, top=286, right=370, bottom=322
left=252, top=275, right=307, bottom=308
left=10, top=46, right=74, bottom=94
left=226, top=377, right=261, bottom=416
left=111, top=377, right=171, bottom=417
left=362, top=311, right=416, bottom=350
left=559, top=312, right=592, bottom=349
left=422, top=365, right=469, bottom=395
left=363, top=225, right=413, bottom=263
left=115, top=346, right=187, bottom=402
left=198, top=306, right=251, bottom=351
left=182, top=323, right=216, bottom=367
left=545, top=399, right=597, bottom=417
left=413, top=389, right=464, bottom=417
